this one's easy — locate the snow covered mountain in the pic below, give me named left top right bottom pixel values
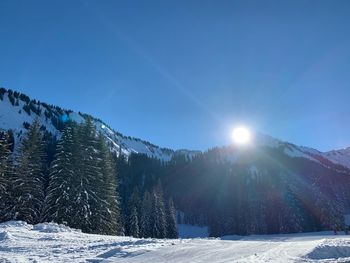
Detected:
left=207, top=132, right=350, bottom=176
left=0, top=88, right=186, bottom=161
left=1, top=87, right=350, bottom=170
left=323, top=147, right=350, bottom=170
left=253, top=133, right=350, bottom=172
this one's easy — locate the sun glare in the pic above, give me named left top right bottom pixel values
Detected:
left=232, top=126, right=251, bottom=145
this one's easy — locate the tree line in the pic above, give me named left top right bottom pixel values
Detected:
left=0, top=118, right=177, bottom=238
left=163, top=147, right=348, bottom=236
left=2, top=117, right=348, bottom=238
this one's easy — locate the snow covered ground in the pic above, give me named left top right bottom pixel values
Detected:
left=1, top=221, right=350, bottom=262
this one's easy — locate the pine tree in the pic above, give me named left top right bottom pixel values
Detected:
left=43, top=122, right=78, bottom=225
left=151, top=181, right=167, bottom=238
left=127, top=187, right=141, bottom=236
left=0, top=132, right=12, bottom=222
left=140, top=191, right=152, bottom=238
left=129, top=207, right=140, bottom=237
left=70, top=117, right=101, bottom=232
left=46, top=118, right=100, bottom=232
left=0, top=132, right=10, bottom=194
left=44, top=119, right=120, bottom=235
left=92, top=133, right=120, bottom=235
left=165, top=198, right=178, bottom=238
left=10, top=118, right=46, bottom=224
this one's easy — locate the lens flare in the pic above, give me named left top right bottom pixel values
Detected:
left=232, top=126, right=251, bottom=145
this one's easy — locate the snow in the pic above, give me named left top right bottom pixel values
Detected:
left=0, top=221, right=175, bottom=262
left=0, top=93, right=60, bottom=147
left=255, top=134, right=350, bottom=172
left=284, top=146, right=312, bottom=159
left=0, top=230, right=12, bottom=241
left=0, top=90, right=179, bottom=161
left=1, top=221, right=350, bottom=262
left=255, top=134, right=322, bottom=164
left=67, top=112, right=85, bottom=123
left=254, top=133, right=281, bottom=148
left=323, top=148, right=350, bottom=169
left=218, top=134, right=323, bottom=168
left=32, top=222, right=77, bottom=233
left=306, top=239, right=350, bottom=260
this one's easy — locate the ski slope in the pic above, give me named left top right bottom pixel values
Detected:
left=1, top=221, right=350, bottom=262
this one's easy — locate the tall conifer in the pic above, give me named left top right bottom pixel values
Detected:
left=10, top=118, right=46, bottom=224
left=0, top=132, right=13, bottom=222
left=44, top=122, right=77, bottom=224
left=166, top=198, right=178, bottom=239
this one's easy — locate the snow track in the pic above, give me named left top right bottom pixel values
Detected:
left=102, top=238, right=334, bottom=263
left=1, top=221, right=350, bottom=262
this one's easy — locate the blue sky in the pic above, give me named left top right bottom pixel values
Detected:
left=0, top=0, right=350, bottom=151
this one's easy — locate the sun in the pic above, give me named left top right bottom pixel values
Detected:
left=232, top=126, right=251, bottom=145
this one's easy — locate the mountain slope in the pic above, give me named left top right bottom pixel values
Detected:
left=323, top=148, right=350, bottom=170
left=165, top=142, right=350, bottom=235
left=0, top=88, right=178, bottom=160
left=1, top=88, right=349, bottom=169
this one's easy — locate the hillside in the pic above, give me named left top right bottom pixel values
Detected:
left=0, top=88, right=179, bottom=160
left=1, top=88, right=349, bottom=168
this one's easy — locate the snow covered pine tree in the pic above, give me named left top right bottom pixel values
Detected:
left=166, top=198, right=178, bottom=239
left=0, top=131, right=13, bottom=222
left=44, top=118, right=120, bottom=234
left=9, top=118, right=46, bottom=224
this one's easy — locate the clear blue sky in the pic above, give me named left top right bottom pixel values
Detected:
left=1, top=0, right=350, bottom=151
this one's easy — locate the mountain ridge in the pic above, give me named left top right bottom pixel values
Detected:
left=1, top=87, right=350, bottom=170
left=0, top=88, right=184, bottom=160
